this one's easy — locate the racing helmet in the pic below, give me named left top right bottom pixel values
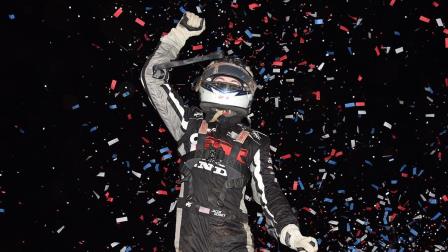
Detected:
left=194, top=56, right=257, bottom=117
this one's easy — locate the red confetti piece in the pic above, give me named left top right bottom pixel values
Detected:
left=192, top=44, right=203, bottom=51
left=374, top=46, right=381, bottom=56
left=398, top=205, right=407, bottom=211
left=156, top=190, right=168, bottom=195
left=339, top=25, right=350, bottom=33
left=401, top=172, right=409, bottom=177
left=312, top=90, right=320, bottom=101
left=139, top=214, right=144, bottom=221
left=432, top=1, right=439, bottom=7
left=135, top=18, right=145, bottom=26
left=110, top=79, right=117, bottom=90
left=113, top=7, right=123, bottom=18
left=356, top=101, right=366, bottom=107
left=280, top=154, right=292, bottom=160
left=445, top=37, right=448, bottom=48
left=299, top=37, right=305, bottom=44
left=442, top=195, right=448, bottom=202
left=158, top=127, right=166, bottom=133
left=263, top=16, right=268, bottom=23
left=152, top=218, right=159, bottom=224
left=294, top=153, right=301, bottom=158
left=231, top=2, right=239, bottom=8
left=272, top=61, right=283, bottom=67
left=389, top=0, right=396, bottom=6
left=357, top=74, right=363, bottom=81
left=228, top=21, right=234, bottom=29
left=292, top=181, right=298, bottom=190
left=248, top=3, right=260, bottom=10
left=443, top=29, right=448, bottom=35
left=278, top=55, right=288, bottom=61
left=419, top=16, right=430, bottom=23
left=335, top=151, right=343, bottom=157
left=127, top=113, right=132, bottom=120
left=142, top=136, right=150, bottom=144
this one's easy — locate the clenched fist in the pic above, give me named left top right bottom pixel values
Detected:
left=160, top=11, right=206, bottom=50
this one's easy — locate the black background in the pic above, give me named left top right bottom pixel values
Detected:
left=4, top=0, right=448, bottom=251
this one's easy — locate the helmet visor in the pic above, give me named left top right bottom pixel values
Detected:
left=203, top=78, right=252, bottom=94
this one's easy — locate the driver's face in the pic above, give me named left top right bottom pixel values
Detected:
left=213, top=76, right=241, bottom=86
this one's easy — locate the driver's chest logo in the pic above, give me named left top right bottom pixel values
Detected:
left=193, top=160, right=227, bottom=177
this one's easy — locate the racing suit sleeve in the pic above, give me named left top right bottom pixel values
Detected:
left=140, top=36, right=189, bottom=142
left=250, top=135, right=302, bottom=246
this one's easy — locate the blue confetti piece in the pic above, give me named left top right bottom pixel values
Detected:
left=125, top=246, right=132, bottom=252
left=383, top=211, right=389, bottom=225
left=89, top=126, right=98, bottom=132
left=179, top=6, right=186, bottom=14
left=346, top=223, right=351, bottom=232
left=9, top=14, right=15, bottom=20
left=143, top=162, right=152, bottom=170
left=349, top=202, right=354, bottom=210
left=399, top=164, right=407, bottom=171
left=150, top=159, right=156, bottom=163
left=327, top=160, right=337, bottom=165
left=323, top=197, right=333, bottom=203
left=160, top=147, right=170, bottom=153
left=354, top=239, right=360, bottom=245
left=370, top=128, right=375, bottom=134
left=145, top=6, right=152, bottom=11
left=109, top=104, right=117, bottom=109
left=431, top=212, right=442, bottom=220
left=337, top=189, right=346, bottom=194
left=162, top=153, right=172, bottom=160
left=315, top=19, right=324, bottom=25
left=0, top=208, right=4, bottom=213
left=371, top=184, right=379, bottom=190
left=72, top=104, right=80, bottom=110
left=347, top=47, right=353, bottom=55
left=399, top=247, right=404, bottom=252
left=257, top=216, right=263, bottom=224
left=124, top=161, right=130, bottom=168
left=364, top=160, right=373, bottom=167
left=391, top=180, right=398, bottom=184
left=330, top=206, right=338, bottom=212
left=394, top=31, right=401, bottom=36
left=429, top=198, right=437, bottom=204
left=412, top=167, right=417, bottom=175
left=298, top=178, right=305, bottom=190
left=381, top=234, right=389, bottom=241
left=154, top=163, right=160, bottom=172
left=409, top=228, right=418, bottom=236
left=112, top=153, right=117, bottom=161
left=417, top=169, right=424, bottom=176
left=122, top=91, right=130, bottom=97
left=244, top=29, right=253, bottom=39
left=345, top=102, right=355, bottom=108
left=305, top=128, right=314, bottom=135
left=259, top=67, right=265, bottom=75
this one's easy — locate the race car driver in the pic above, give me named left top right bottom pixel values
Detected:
left=140, top=11, right=318, bottom=252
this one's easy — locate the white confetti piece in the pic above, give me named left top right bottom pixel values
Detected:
left=383, top=121, right=392, bottom=129
left=108, top=138, right=119, bottom=146
left=436, top=18, right=444, bottom=27
left=111, top=242, right=119, bottom=248
left=132, top=170, right=141, bottom=178
left=116, top=216, right=128, bottom=223
left=395, top=47, right=404, bottom=54
left=147, top=198, right=155, bottom=205
left=56, top=225, right=65, bottom=234
left=96, top=172, right=105, bottom=177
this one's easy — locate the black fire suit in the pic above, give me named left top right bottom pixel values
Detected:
left=140, top=37, right=301, bottom=252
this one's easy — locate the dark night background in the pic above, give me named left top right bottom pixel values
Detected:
left=3, top=0, right=448, bottom=251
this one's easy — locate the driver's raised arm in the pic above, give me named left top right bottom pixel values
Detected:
left=140, top=12, right=205, bottom=142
